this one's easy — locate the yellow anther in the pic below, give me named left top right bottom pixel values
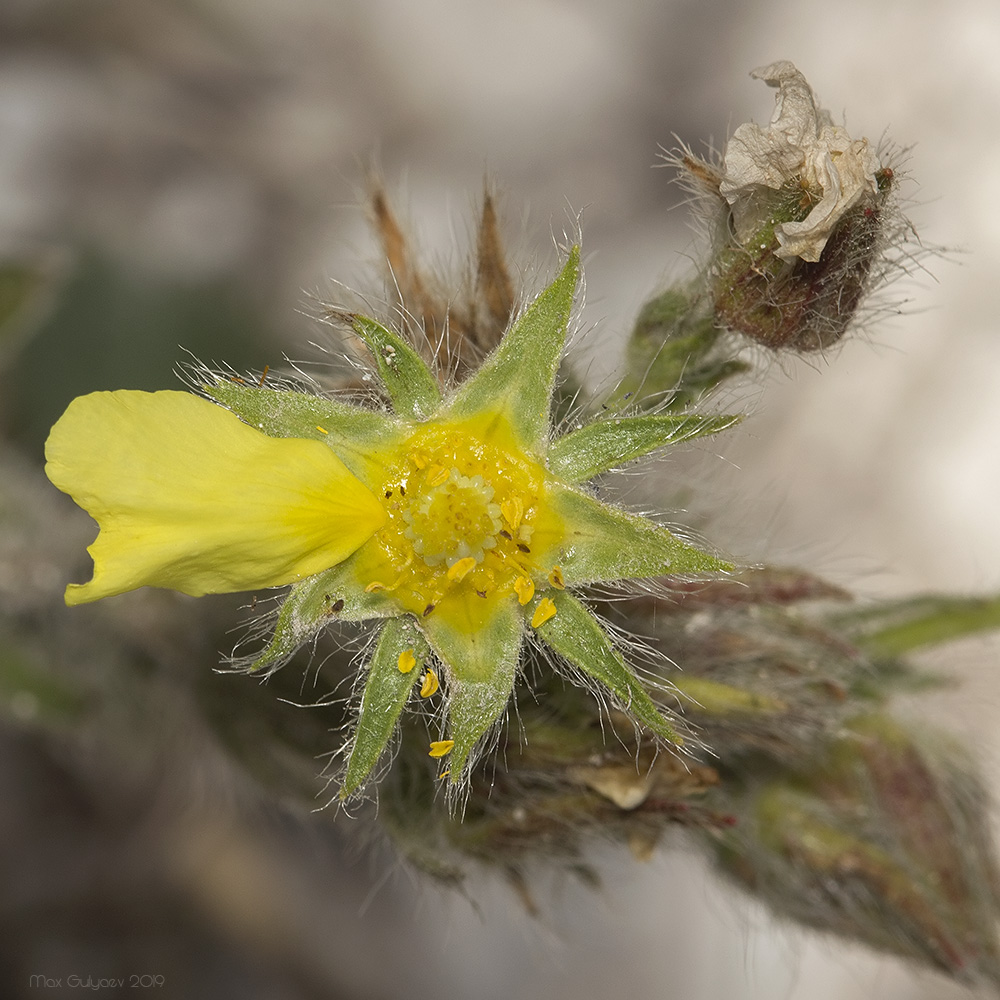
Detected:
left=548, top=565, right=565, bottom=589
left=438, top=770, right=451, bottom=779
left=365, top=581, right=385, bottom=593
left=315, top=425, right=329, bottom=435
left=428, top=739, right=454, bottom=758
left=531, top=596, right=557, bottom=628
left=514, top=575, right=535, bottom=606
left=419, top=668, right=440, bottom=698
left=426, top=464, right=450, bottom=487
left=397, top=648, right=417, bottom=674
left=500, top=496, right=523, bottom=531
left=410, top=450, right=429, bottom=469
left=447, top=557, right=477, bottom=582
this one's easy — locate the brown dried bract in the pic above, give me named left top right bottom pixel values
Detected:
left=368, top=181, right=516, bottom=378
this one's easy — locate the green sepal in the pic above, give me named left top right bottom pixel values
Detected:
left=421, top=598, right=523, bottom=782
left=447, top=248, right=580, bottom=451
left=616, top=286, right=749, bottom=410
left=204, top=381, right=407, bottom=481
left=548, top=412, right=741, bottom=483
left=534, top=590, right=681, bottom=744
left=341, top=617, right=428, bottom=798
left=242, top=559, right=395, bottom=674
left=550, top=484, right=732, bottom=584
left=348, top=314, right=441, bottom=419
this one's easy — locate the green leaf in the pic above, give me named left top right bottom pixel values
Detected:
left=205, top=381, right=407, bottom=481
left=671, top=676, right=787, bottom=717
left=548, top=412, right=741, bottom=483
left=348, top=314, right=441, bottom=419
left=534, top=591, right=680, bottom=743
left=830, top=594, right=1000, bottom=658
left=550, top=484, right=732, bottom=584
left=341, top=618, right=428, bottom=798
left=447, top=248, right=580, bottom=451
left=241, top=560, right=395, bottom=674
left=420, top=596, right=524, bottom=782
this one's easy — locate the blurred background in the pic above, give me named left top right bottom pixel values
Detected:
left=2, top=0, right=999, bottom=997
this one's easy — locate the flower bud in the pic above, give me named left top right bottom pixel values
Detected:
left=706, top=715, right=1000, bottom=986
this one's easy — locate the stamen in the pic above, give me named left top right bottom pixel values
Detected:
left=514, top=576, right=535, bottom=606
left=420, top=669, right=440, bottom=698
left=426, top=465, right=450, bottom=487
left=315, top=425, right=329, bottom=435
left=447, top=557, right=477, bottom=582
left=531, top=597, right=557, bottom=628
left=500, top=496, right=523, bottom=531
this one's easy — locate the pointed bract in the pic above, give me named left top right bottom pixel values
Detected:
left=548, top=413, right=741, bottom=484
left=421, top=595, right=523, bottom=781
left=551, top=484, right=732, bottom=584
left=534, top=590, right=681, bottom=743
left=348, top=314, right=441, bottom=419
left=341, top=619, right=429, bottom=797
left=206, top=381, right=407, bottom=482
left=447, top=248, right=580, bottom=450
left=243, top=560, right=397, bottom=674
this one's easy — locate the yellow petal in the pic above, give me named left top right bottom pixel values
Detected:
left=45, top=390, right=387, bottom=604
left=428, top=740, right=454, bottom=758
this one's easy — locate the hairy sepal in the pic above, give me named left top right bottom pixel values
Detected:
left=341, top=618, right=429, bottom=799
left=348, top=314, right=442, bottom=419
left=242, top=560, right=396, bottom=674
left=551, top=484, right=732, bottom=584
left=421, top=598, right=524, bottom=786
left=205, top=380, right=407, bottom=481
left=548, top=412, right=741, bottom=483
left=535, top=590, right=681, bottom=744
left=447, top=248, right=579, bottom=452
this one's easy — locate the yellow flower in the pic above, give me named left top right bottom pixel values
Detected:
left=45, top=247, right=737, bottom=798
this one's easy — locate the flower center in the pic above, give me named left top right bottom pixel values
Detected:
left=401, top=470, right=501, bottom=567
left=352, top=419, right=563, bottom=621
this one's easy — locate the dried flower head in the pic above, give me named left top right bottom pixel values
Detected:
left=720, top=60, right=883, bottom=264
left=671, top=61, right=906, bottom=352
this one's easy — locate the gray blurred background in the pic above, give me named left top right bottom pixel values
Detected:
left=2, top=0, right=999, bottom=997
